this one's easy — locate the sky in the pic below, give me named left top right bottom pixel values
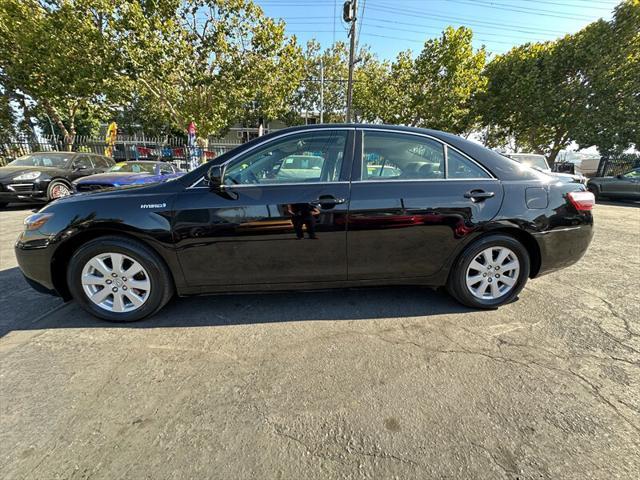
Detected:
left=254, top=0, right=621, bottom=59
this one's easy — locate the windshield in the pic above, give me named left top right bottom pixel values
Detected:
left=9, top=153, right=71, bottom=168
left=109, top=162, right=156, bottom=174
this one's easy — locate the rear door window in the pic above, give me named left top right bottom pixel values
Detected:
left=361, top=131, right=445, bottom=180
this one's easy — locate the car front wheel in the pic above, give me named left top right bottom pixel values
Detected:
left=67, top=236, right=174, bottom=321
left=447, top=234, right=530, bottom=309
left=47, top=180, right=72, bottom=201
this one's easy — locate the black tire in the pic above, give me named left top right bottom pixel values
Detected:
left=0, top=202, right=8, bottom=209
left=47, top=179, right=72, bottom=201
left=587, top=184, right=601, bottom=201
left=447, top=234, right=530, bottom=309
left=67, top=236, right=174, bottom=322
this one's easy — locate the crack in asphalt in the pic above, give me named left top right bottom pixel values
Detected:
left=263, top=418, right=419, bottom=467
left=470, top=442, right=517, bottom=477
left=364, top=330, right=640, bottom=435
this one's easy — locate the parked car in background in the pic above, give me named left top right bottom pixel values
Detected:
left=73, top=161, right=183, bottom=192
left=587, top=168, right=640, bottom=200
left=15, top=124, right=594, bottom=322
left=0, top=152, right=114, bottom=207
left=505, top=153, right=586, bottom=184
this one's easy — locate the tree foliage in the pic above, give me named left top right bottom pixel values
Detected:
left=477, top=0, right=639, bottom=162
left=0, top=0, right=637, bottom=155
left=354, top=27, right=486, bottom=135
left=0, top=0, right=304, bottom=139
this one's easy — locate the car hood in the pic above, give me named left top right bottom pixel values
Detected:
left=0, top=165, right=62, bottom=180
left=74, top=172, right=153, bottom=184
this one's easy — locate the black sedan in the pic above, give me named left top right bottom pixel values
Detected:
left=0, top=152, right=114, bottom=207
left=587, top=167, right=640, bottom=200
left=15, top=124, right=595, bottom=321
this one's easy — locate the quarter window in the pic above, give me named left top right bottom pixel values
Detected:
left=447, top=148, right=490, bottom=179
left=362, top=131, right=445, bottom=180
left=224, top=131, right=347, bottom=185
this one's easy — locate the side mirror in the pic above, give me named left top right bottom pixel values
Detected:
left=205, top=164, right=225, bottom=190
left=73, top=164, right=87, bottom=171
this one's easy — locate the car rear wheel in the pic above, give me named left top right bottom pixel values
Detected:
left=447, top=234, right=530, bottom=309
left=587, top=184, right=601, bottom=201
left=67, top=236, right=174, bottom=321
left=47, top=180, right=72, bottom=201
left=0, top=202, right=8, bottom=209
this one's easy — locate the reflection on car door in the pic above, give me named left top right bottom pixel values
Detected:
left=173, top=129, right=354, bottom=286
left=347, top=129, right=504, bottom=280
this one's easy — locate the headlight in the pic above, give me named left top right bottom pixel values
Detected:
left=14, top=171, right=41, bottom=181
left=24, top=212, right=54, bottom=231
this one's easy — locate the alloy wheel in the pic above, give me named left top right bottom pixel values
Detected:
left=465, top=246, right=520, bottom=300
left=50, top=183, right=71, bottom=199
left=81, top=252, right=151, bottom=313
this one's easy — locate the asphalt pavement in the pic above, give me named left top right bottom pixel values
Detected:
left=0, top=200, right=638, bottom=479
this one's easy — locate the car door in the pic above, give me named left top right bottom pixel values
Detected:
left=173, top=129, right=354, bottom=287
left=606, top=169, right=640, bottom=198
left=347, top=129, right=504, bottom=280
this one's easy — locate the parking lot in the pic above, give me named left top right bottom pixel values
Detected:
left=0, top=201, right=638, bottom=479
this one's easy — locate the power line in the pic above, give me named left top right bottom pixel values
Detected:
left=365, top=4, right=568, bottom=35
left=361, top=19, right=552, bottom=42
left=356, top=0, right=367, bottom=49
left=441, top=0, right=600, bottom=20
left=332, top=0, right=337, bottom=44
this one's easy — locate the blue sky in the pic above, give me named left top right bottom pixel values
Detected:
left=254, top=0, right=620, bottom=59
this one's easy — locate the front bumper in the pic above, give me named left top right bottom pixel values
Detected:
left=15, top=233, right=58, bottom=293
left=533, top=223, right=594, bottom=277
left=0, top=181, right=47, bottom=203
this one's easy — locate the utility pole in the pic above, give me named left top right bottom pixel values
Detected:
left=344, top=0, right=357, bottom=123
left=319, top=58, right=324, bottom=124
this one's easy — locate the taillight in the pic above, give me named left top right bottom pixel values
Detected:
left=567, top=191, right=595, bottom=211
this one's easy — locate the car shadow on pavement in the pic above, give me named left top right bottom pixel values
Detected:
left=0, top=265, right=471, bottom=337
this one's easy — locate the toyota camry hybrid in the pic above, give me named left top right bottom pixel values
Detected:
left=15, top=124, right=595, bottom=321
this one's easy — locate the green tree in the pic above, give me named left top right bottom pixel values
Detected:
left=477, top=0, right=639, bottom=163
left=286, top=40, right=350, bottom=124
left=354, top=27, right=486, bottom=134
left=569, top=0, right=639, bottom=155
left=122, top=0, right=304, bottom=138
left=477, top=41, right=576, bottom=163
left=0, top=0, right=123, bottom=141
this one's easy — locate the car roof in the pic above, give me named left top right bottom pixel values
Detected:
left=26, top=151, right=76, bottom=156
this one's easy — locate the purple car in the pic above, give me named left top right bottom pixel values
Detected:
left=73, top=161, right=183, bottom=192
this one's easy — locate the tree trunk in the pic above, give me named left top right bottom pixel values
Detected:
left=41, top=100, right=71, bottom=150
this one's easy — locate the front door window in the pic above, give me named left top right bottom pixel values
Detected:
left=224, top=131, right=347, bottom=185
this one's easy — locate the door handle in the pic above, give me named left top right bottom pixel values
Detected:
left=315, top=195, right=346, bottom=208
left=464, top=189, right=495, bottom=202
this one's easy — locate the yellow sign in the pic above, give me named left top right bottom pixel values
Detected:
left=104, top=122, right=117, bottom=157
